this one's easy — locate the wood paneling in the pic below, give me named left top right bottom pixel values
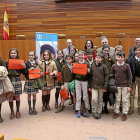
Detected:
left=0, top=0, right=140, bottom=39
left=0, top=38, right=136, bottom=61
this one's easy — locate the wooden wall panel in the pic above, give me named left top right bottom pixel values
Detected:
left=0, top=0, right=140, bottom=39
left=0, top=38, right=136, bottom=61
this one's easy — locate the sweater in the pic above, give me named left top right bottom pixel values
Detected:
left=61, top=64, right=74, bottom=84
left=54, top=58, right=66, bottom=72
left=0, top=57, right=6, bottom=67
left=90, top=62, right=109, bottom=90
left=111, top=63, right=132, bottom=87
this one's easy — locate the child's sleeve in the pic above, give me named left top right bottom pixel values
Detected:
left=110, top=64, right=115, bottom=74
left=0, top=57, right=6, bottom=67
left=53, top=62, right=58, bottom=76
left=127, top=64, right=133, bottom=87
left=61, top=66, right=64, bottom=85
left=103, top=65, right=109, bottom=90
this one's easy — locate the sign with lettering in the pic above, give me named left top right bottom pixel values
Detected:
left=73, top=63, right=87, bottom=75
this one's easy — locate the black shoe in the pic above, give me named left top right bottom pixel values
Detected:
left=93, top=113, right=101, bottom=119
left=104, top=108, right=109, bottom=114
left=101, top=107, right=105, bottom=114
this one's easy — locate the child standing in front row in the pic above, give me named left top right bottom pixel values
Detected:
left=54, top=50, right=66, bottom=109
left=75, top=50, right=90, bottom=118
left=55, top=54, right=75, bottom=113
left=111, top=51, right=132, bottom=121
left=6, top=48, right=26, bottom=119
left=38, top=50, right=58, bottom=112
left=23, top=50, right=39, bottom=115
left=90, top=53, right=109, bottom=119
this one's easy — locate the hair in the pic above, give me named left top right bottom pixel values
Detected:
left=43, top=50, right=52, bottom=61
left=66, top=39, right=73, bottom=43
left=9, top=48, right=20, bottom=59
left=135, top=36, right=140, bottom=39
left=134, top=44, right=140, bottom=52
left=40, top=44, right=55, bottom=55
left=28, top=50, right=37, bottom=61
left=101, top=38, right=108, bottom=43
left=115, top=45, right=123, bottom=51
left=86, top=48, right=94, bottom=55
left=66, top=54, right=73, bottom=60
left=102, top=45, right=110, bottom=51
left=70, top=46, right=76, bottom=51
left=116, top=50, right=125, bottom=57
left=57, top=49, right=64, bottom=55
left=84, top=40, right=94, bottom=50
left=75, top=52, right=79, bottom=56
left=95, top=53, right=102, bottom=57
left=78, top=50, right=86, bottom=55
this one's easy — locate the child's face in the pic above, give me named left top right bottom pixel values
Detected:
left=44, top=52, right=49, bottom=61
left=86, top=41, right=92, bottom=49
left=74, top=54, right=79, bottom=62
left=117, top=55, right=125, bottom=64
left=87, top=52, right=93, bottom=60
left=95, top=55, right=102, bottom=64
left=66, top=57, right=72, bottom=64
left=70, top=48, right=75, bottom=55
left=10, top=50, right=17, bottom=59
left=57, top=51, right=63, bottom=59
left=28, top=52, right=35, bottom=61
left=102, top=48, right=110, bottom=57
left=115, top=47, right=122, bottom=54
left=78, top=52, right=85, bottom=61
left=135, top=48, right=140, bottom=57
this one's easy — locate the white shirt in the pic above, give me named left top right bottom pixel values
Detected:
left=29, top=60, right=35, bottom=66
left=45, top=61, right=49, bottom=65
left=135, top=55, right=140, bottom=61
left=117, top=61, right=124, bottom=66
left=87, top=58, right=94, bottom=65
left=59, top=59, right=63, bottom=63
left=79, top=60, right=85, bottom=64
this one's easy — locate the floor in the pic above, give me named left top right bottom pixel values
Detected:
left=0, top=81, right=140, bottom=140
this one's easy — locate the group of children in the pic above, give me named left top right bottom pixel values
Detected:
left=0, top=40, right=140, bottom=123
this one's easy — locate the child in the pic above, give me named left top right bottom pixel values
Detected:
left=90, top=53, right=109, bottom=119
left=38, top=50, right=57, bottom=112
left=6, top=48, right=26, bottom=119
left=73, top=52, right=79, bottom=63
left=75, top=50, right=90, bottom=118
left=111, top=51, right=132, bottom=121
left=23, top=50, right=39, bottom=115
left=70, top=46, right=77, bottom=57
left=112, top=45, right=128, bottom=64
left=128, top=45, right=140, bottom=115
left=86, top=48, right=95, bottom=113
left=55, top=54, right=75, bottom=113
left=0, top=66, right=14, bottom=123
left=54, top=50, right=66, bottom=109
left=102, top=45, right=113, bottom=114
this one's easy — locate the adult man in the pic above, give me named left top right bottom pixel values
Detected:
left=128, top=37, right=140, bottom=59
left=97, top=38, right=115, bottom=57
left=63, top=39, right=73, bottom=57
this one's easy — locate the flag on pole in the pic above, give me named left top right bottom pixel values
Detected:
left=3, top=1, right=9, bottom=40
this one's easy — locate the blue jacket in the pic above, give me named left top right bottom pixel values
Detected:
left=128, top=55, right=135, bottom=83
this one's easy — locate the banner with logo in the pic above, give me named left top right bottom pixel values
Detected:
left=36, top=32, right=58, bottom=61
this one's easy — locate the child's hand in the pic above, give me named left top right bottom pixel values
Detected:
left=103, top=89, right=107, bottom=92
left=29, top=67, right=35, bottom=70
left=21, top=63, right=26, bottom=68
left=87, top=68, right=90, bottom=73
left=41, top=72, right=44, bottom=76
left=127, top=87, right=131, bottom=92
left=61, top=85, right=64, bottom=90
left=49, top=72, right=54, bottom=76
left=89, top=88, right=91, bottom=91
